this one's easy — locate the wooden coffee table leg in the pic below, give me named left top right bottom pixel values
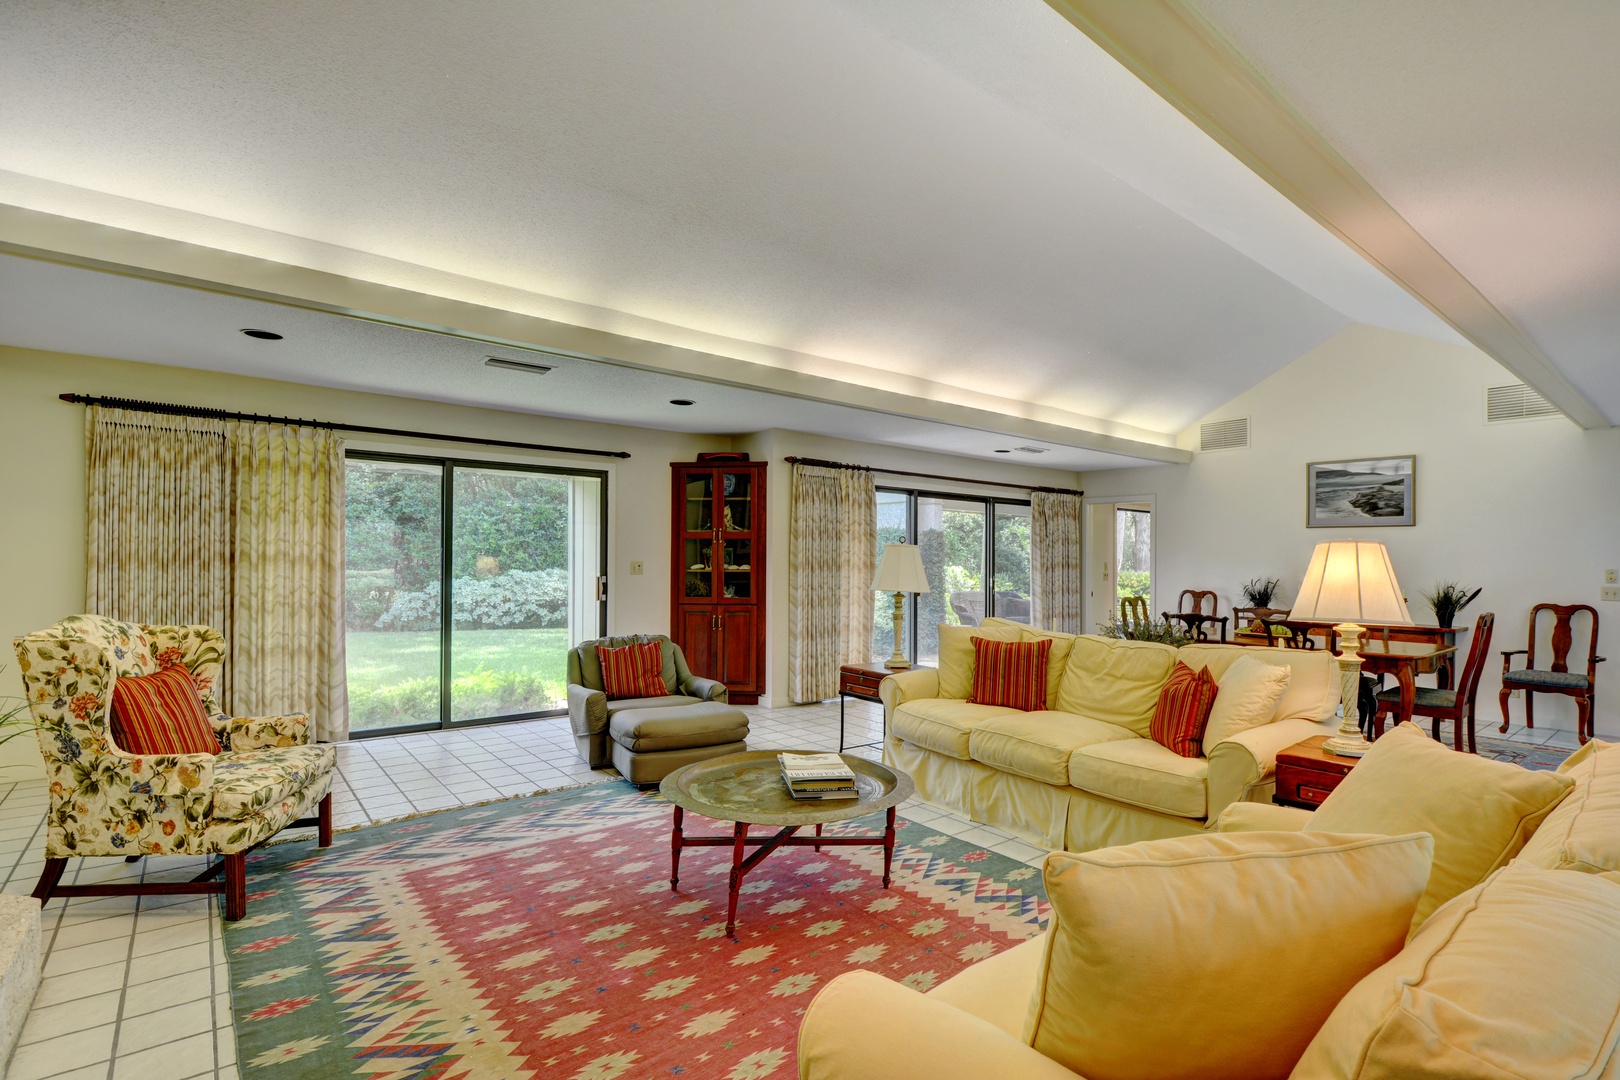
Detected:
left=814, top=822, right=822, bottom=853
left=882, top=806, right=896, bottom=888
left=670, top=806, right=684, bottom=891
left=726, top=820, right=748, bottom=939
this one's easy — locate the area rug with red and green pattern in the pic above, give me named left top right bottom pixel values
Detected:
left=224, top=780, right=1049, bottom=1079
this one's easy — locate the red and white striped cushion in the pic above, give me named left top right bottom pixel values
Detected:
left=110, top=665, right=222, bottom=756
left=1150, top=661, right=1220, bottom=758
left=969, top=637, right=1052, bottom=712
left=596, top=641, right=670, bottom=700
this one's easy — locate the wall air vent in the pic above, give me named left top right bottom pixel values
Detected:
left=1014, top=446, right=1048, bottom=454
left=1486, top=383, right=1558, bottom=423
left=485, top=356, right=554, bottom=375
left=1199, top=417, right=1249, bottom=452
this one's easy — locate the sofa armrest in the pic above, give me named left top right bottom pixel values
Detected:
left=105, top=749, right=216, bottom=799
left=798, top=971, right=1084, bottom=1080
left=680, top=674, right=729, bottom=702
left=210, top=713, right=311, bottom=751
left=567, top=683, right=608, bottom=738
left=879, top=668, right=940, bottom=714
left=1215, top=801, right=1315, bottom=833
left=1205, top=718, right=1336, bottom=822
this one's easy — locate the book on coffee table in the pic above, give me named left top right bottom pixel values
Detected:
left=779, top=752, right=858, bottom=800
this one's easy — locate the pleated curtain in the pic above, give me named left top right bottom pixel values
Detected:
left=1030, top=490, right=1085, bottom=634
left=85, top=405, right=350, bottom=740
left=787, top=463, right=877, bottom=703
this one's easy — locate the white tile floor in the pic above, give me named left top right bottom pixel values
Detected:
left=0, top=700, right=1584, bottom=1078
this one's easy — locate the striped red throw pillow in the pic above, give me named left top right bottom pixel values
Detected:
left=1150, top=661, right=1220, bottom=758
left=969, top=637, right=1052, bottom=712
left=110, top=665, right=222, bottom=755
left=596, top=641, right=670, bottom=699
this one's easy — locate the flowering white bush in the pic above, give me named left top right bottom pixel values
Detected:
left=376, top=569, right=570, bottom=630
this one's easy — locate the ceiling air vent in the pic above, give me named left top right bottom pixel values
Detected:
left=1014, top=445, right=1048, bottom=454
left=485, top=356, right=554, bottom=375
left=1486, top=383, right=1558, bottom=423
left=1199, top=417, right=1249, bottom=452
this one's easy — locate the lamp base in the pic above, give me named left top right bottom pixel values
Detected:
left=1324, top=621, right=1372, bottom=758
left=884, top=591, right=911, bottom=669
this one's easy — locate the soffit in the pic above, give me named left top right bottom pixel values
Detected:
left=0, top=0, right=1454, bottom=440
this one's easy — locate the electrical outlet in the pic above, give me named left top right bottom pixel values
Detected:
left=1607, top=569, right=1618, bottom=584
left=1603, top=585, right=1620, bottom=602
left=629, top=561, right=644, bottom=576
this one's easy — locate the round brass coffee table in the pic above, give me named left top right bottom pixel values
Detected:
left=659, top=750, right=914, bottom=939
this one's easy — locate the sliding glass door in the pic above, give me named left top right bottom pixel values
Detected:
left=345, top=453, right=606, bottom=735
left=873, top=488, right=1032, bottom=666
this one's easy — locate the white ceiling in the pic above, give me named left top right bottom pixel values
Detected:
left=1188, top=0, right=1620, bottom=420
left=0, top=1, right=1462, bottom=453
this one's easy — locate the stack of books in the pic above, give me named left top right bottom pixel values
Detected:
left=778, top=752, right=858, bottom=801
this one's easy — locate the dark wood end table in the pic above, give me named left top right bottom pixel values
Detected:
left=659, top=750, right=914, bottom=939
left=1274, top=735, right=1359, bottom=809
left=838, top=663, right=932, bottom=751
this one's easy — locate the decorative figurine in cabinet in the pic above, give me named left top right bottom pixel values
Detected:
left=670, top=454, right=766, bottom=702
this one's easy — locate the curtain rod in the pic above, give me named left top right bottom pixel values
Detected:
left=60, top=393, right=632, bottom=459
left=783, top=455, right=1083, bottom=496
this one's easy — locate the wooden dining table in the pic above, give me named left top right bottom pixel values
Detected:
left=1357, top=639, right=1457, bottom=734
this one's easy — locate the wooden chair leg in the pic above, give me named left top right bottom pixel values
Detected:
left=1524, top=691, right=1535, bottom=730
left=224, top=852, right=247, bottom=921
left=1578, top=695, right=1593, bottom=745
left=124, top=854, right=144, bottom=863
left=318, top=792, right=333, bottom=847
left=1498, top=685, right=1513, bottom=733
left=32, top=858, right=66, bottom=904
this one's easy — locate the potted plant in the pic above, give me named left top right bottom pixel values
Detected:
left=1423, top=582, right=1482, bottom=628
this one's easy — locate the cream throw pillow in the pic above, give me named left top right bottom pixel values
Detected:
left=1517, top=737, right=1620, bottom=874
left=1291, top=862, right=1620, bottom=1079
left=936, top=622, right=1024, bottom=699
left=1019, top=628, right=1076, bottom=710
left=1026, top=830, right=1434, bottom=1080
left=1202, top=653, right=1291, bottom=750
left=1309, top=721, right=1573, bottom=930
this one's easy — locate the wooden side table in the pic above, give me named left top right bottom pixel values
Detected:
left=838, top=663, right=930, bottom=751
left=1274, top=735, right=1359, bottom=809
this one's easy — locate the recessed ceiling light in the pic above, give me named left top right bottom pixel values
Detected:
left=994, top=449, right=1012, bottom=453
left=669, top=399, right=695, bottom=406
left=240, top=329, right=283, bottom=340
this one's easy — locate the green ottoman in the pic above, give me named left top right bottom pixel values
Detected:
left=608, top=701, right=750, bottom=785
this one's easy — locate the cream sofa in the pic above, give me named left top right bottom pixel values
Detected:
left=801, top=729, right=1620, bottom=1079
left=880, top=619, right=1341, bottom=852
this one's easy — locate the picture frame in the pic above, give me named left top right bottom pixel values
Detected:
left=1305, top=455, right=1415, bottom=528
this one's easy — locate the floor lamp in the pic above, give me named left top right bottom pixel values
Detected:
left=873, top=544, right=931, bottom=670
left=1290, top=540, right=1411, bottom=758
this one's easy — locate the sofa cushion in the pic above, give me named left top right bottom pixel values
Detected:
left=1019, top=628, right=1077, bottom=710
left=1178, top=644, right=1339, bottom=723
left=1292, top=863, right=1620, bottom=1079
left=968, top=712, right=1137, bottom=786
left=1069, top=738, right=1209, bottom=818
left=1517, top=738, right=1620, bottom=874
left=110, top=665, right=222, bottom=756
left=937, top=622, right=1026, bottom=700
left=1310, top=721, right=1574, bottom=930
left=1202, top=653, right=1292, bottom=750
left=1027, top=830, right=1433, bottom=1080
left=970, top=637, right=1051, bottom=712
left=1148, top=661, right=1218, bottom=758
left=607, top=701, right=749, bottom=753
left=1053, top=637, right=1177, bottom=737
left=892, top=699, right=1018, bottom=760
left=927, top=934, right=1047, bottom=1038
left=596, top=640, right=670, bottom=699
left=211, top=744, right=335, bottom=821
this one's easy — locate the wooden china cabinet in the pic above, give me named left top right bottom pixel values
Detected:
left=670, top=454, right=767, bottom=703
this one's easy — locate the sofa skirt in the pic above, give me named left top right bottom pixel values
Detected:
left=885, top=736, right=1206, bottom=853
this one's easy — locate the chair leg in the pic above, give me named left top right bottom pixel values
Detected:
left=125, top=854, right=144, bottom=863
left=1524, top=691, right=1535, bottom=731
left=32, top=858, right=66, bottom=904
left=318, top=792, right=333, bottom=847
left=1499, top=686, right=1513, bottom=734
left=1578, top=695, right=1593, bottom=745
left=224, top=852, right=247, bottom=921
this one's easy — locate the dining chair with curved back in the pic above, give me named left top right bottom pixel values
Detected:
left=1119, top=595, right=1149, bottom=634
left=1373, top=612, right=1495, bottom=753
left=1163, top=589, right=1228, bottom=642
left=1499, top=604, right=1604, bottom=744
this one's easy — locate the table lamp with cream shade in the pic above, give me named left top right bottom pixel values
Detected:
left=1291, top=540, right=1412, bottom=757
left=873, top=544, right=931, bottom=670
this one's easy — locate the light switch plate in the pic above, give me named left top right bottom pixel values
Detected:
left=1607, top=569, right=1618, bottom=584
left=629, top=561, right=644, bottom=575
left=1603, top=585, right=1620, bottom=602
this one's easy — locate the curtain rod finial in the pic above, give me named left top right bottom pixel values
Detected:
left=59, top=393, right=79, bottom=403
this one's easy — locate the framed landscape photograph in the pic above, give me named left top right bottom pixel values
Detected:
left=1306, top=455, right=1415, bottom=527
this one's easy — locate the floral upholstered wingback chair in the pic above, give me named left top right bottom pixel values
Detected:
left=13, top=615, right=337, bottom=920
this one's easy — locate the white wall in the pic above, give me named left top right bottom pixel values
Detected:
left=1080, top=324, right=1620, bottom=738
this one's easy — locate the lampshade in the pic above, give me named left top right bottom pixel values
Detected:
left=872, top=544, right=931, bottom=594
left=1292, top=541, right=1411, bottom=625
